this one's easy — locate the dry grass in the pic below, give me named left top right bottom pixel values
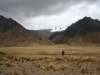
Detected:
left=0, top=70, right=1, bottom=73
left=0, top=55, right=100, bottom=75
left=81, top=67, right=88, bottom=74
left=14, top=71, right=20, bottom=75
left=1, top=57, right=8, bottom=61
left=5, top=62, right=12, bottom=67
left=0, top=45, right=100, bottom=75
left=0, top=63, right=3, bottom=65
left=0, top=45, right=100, bottom=56
left=96, top=67, right=100, bottom=70
left=0, top=52, right=5, bottom=55
left=14, top=57, right=21, bottom=61
left=23, top=69, right=27, bottom=74
left=66, top=56, right=98, bottom=63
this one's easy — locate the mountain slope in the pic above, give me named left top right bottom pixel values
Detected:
left=49, top=31, right=62, bottom=40
left=50, top=17, right=100, bottom=45
left=0, top=15, right=53, bottom=46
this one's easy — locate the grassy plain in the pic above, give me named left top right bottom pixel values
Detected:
left=0, top=44, right=100, bottom=75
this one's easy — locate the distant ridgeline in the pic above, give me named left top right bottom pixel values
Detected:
left=29, top=29, right=53, bottom=38
left=29, top=28, right=65, bottom=38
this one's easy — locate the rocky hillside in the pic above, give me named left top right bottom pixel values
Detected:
left=49, top=31, right=62, bottom=40
left=0, top=15, right=53, bottom=46
left=50, top=17, right=100, bottom=45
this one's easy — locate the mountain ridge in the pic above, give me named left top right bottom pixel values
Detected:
left=0, top=15, right=53, bottom=46
left=50, top=16, right=100, bottom=45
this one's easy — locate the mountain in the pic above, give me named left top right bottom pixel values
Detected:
left=50, top=17, right=100, bottom=45
left=49, top=31, right=62, bottom=40
left=0, top=15, right=53, bottom=46
left=29, top=29, right=65, bottom=38
left=29, top=29, right=53, bottom=38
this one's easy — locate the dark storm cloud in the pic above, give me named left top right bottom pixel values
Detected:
left=0, top=0, right=99, bottom=18
left=0, top=0, right=100, bottom=30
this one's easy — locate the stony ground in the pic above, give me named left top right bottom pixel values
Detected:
left=0, top=54, right=100, bottom=75
left=0, top=45, right=100, bottom=75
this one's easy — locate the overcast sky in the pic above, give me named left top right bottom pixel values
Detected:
left=0, top=0, right=100, bottom=31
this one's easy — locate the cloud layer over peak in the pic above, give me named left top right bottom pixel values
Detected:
left=0, top=0, right=100, bottom=30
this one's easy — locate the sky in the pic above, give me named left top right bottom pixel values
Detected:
left=0, top=0, right=100, bottom=31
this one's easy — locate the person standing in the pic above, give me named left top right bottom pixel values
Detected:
left=62, top=50, right=65, bottom=57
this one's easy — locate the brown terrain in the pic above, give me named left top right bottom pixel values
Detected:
left=0, top=15, right=53, bottom=46
left=0, top=45, right=100, bottom=75
left=50, top=17, right=100, bottom=46
left=0, top=16, right=100, bottom=75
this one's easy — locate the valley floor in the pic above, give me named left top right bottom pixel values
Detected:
left=0, top=45, right=100, bottom=75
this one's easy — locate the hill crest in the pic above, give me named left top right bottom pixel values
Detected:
left=50, top=16, right=100, bottom=45
left=0, top=15, right=53, bottom=46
